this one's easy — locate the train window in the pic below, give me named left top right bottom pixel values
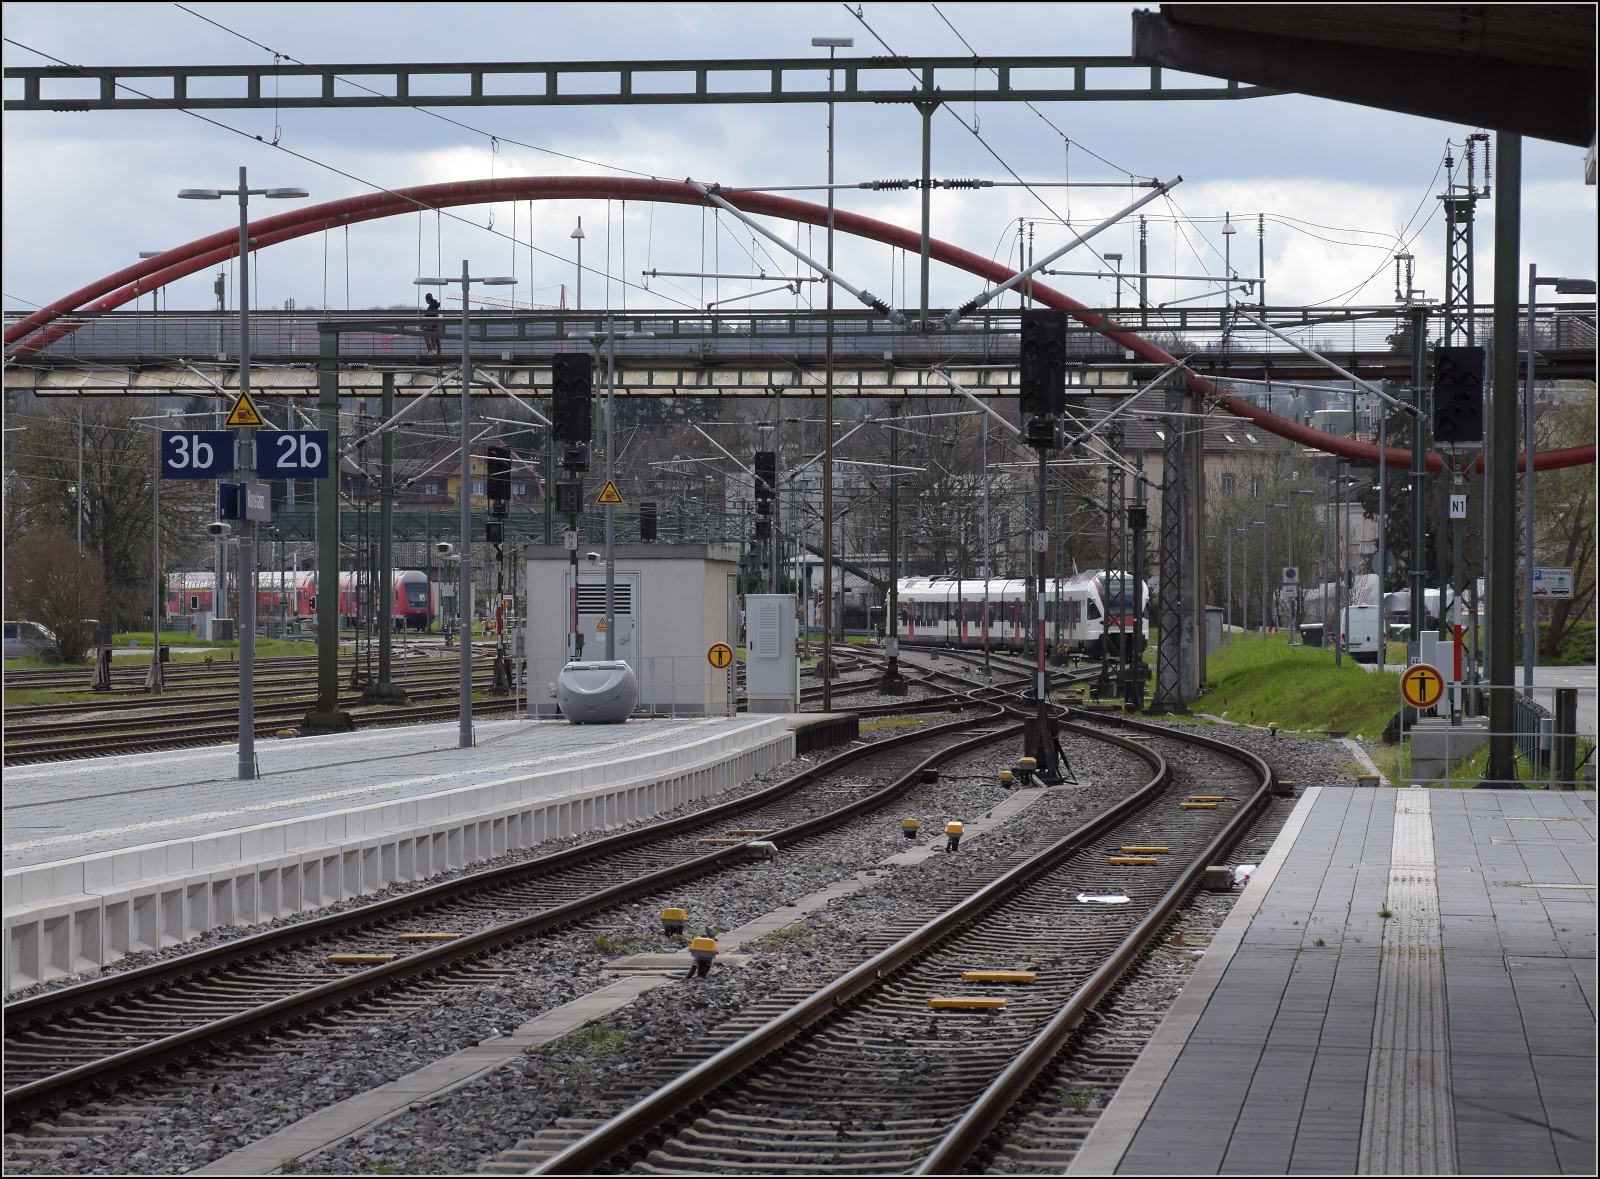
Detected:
left=1087, top=600, right=1101, bottom=620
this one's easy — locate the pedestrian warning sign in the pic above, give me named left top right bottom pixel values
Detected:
left=707, top=642, right=734, bottom=669
left=1399, top=663, right=1445, bottom=710
left=224, top=390, right=266, bottom=428
left=596, top=480, right=625, bottom=505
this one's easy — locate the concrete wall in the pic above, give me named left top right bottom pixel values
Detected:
left=3, top=717, right=790, bottom=993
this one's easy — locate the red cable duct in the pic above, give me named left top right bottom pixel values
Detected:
left=6, top=176, right=1591, bottom=474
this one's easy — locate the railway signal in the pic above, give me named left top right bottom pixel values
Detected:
left=1431, top=345, right=1484, bottom=445
left=551, top=354, right=594, bottom=445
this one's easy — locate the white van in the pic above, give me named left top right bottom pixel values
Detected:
left=1339, top=604, right=1383, bottom=663
left=3, top=620, right=58, bottom=660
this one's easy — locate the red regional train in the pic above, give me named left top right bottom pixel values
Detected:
left=167, top=570, right=437, bottom=630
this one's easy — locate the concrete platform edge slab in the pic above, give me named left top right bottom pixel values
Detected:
left=1068, top=786, right=1324, bottom=1176
left=4, top=721, right=792, bottom=992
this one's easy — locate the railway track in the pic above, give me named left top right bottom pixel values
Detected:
left=3, top=697, right=1032, bottom=1130
left=525, top=710, right=1273, bottom=1175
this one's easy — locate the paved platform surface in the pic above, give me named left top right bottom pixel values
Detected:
left=4, top=716, right=752, bottom=869
left=1073, top=786, right=1595, bottom=1176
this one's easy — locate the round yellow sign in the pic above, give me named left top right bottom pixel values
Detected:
left=707, top=642, right=734, bottom=669
left=1399, top=663, right=1446, bottom=710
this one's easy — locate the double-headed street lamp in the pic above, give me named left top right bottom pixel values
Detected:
left=179, top=168, right=307, bottom=781
left=415, top=263, right=516, bottom=748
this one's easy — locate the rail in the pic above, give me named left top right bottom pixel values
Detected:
left=533, top=705, right=1272, bottom=1174
left=2, top=699, right=1017, bottom=1128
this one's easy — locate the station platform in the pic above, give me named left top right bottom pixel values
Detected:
left=3, top=714, right=835, bottom=992
left=1073, top=786, right=1596, bottom=1176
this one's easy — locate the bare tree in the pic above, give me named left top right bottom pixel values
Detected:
left=4, top=528, right=110, bottom=663
left=1532, top=388, right=1596, bottom=658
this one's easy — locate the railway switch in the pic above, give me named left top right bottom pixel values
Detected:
left=661, top=908, right=688, bottom=935
left=901, top=818, right=920, bottom=840
left=998, top=769, right=1015, bottom=788
left=688, top=936, right=718, bottom=978
left=945, top=821, right=963, bottom=852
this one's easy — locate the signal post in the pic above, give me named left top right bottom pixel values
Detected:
left=1020, top=310, right=1070, bottom=784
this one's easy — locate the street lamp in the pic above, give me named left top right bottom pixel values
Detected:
left=1523, top=268, right=1596, bottom=693
left=1205, top=534, right=1222, bottom=644
left=179, top=169, right=308, bottom=781
left=1104, top=252, right=1123, bottom=311
left=1234, top=526, right=1250, bottom=638
left=570, top=218, right=585, bottom=311
left=1251, top=519, right=1268, bottom=638
left=813, top=32, right=852, bottom=711
left=415, top=264, right=516, bottom=748
left=1221, top=213, right=1237, bottom=309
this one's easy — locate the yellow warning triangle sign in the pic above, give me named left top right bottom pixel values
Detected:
left=595, top=480, right=625, bottom=505
left=224, top=390, right=266, bottom=428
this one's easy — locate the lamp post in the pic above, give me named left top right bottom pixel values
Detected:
left=1252, top=519, right=1268, bottom=638
left=1223, top=529, right=1233, bottom=643
left=179, top=169, right=307, bottom=780
left=1523, top=270, right=1596, bottom=692
left=414, top=264, right=517, bottom=748
left=1104, top=252, right=1123, bottom=310
left=1235, top=525, right=1249, bottom=639
left=1206, top=535, right=1221, bottom=646
left=571, top=219, right=585, bottom=310
left=1269, top=503, right=1291, bottom=639
left=813, top=33, right=851, bottom=711
left=1221, top=213, right=1237, bottom=309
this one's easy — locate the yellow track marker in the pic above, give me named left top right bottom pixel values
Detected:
left=1121, top=846, right=1169, bottom=854
left=397, top=933, right=460, bottom=942
left=1107, top=856, right=1160, bottom=865
left=1179, top=802, right=1219, bottom=810
left=928, top=997, right=1007, bottom=1010
left=326, top=954, right=397, bottom=965
left=961, top=971, right=1036, bottom=983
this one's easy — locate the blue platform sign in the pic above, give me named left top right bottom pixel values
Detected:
left=256, top=430, right=330, bottom=479
left=161, top=431, right=234, bottom=479
left=218, top=482, right=273, bottom=522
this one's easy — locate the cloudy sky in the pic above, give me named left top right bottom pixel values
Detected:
left=4, top=2, right=1594, bottom=319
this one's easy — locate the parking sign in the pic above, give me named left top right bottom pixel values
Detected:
left=1282, top=566, right=1299, bottom=585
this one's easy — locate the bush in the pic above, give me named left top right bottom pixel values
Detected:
left=4, top=528, right=109, bottom=664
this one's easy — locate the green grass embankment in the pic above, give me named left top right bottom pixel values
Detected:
left=1200, top=634, right=1401, bottom=742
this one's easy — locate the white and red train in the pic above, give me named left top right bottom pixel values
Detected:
left=167, top=570, right=437, bottom=630
left=895, top=569, right=1149, bottom=657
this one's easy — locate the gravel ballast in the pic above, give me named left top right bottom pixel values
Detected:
left=4, top=730, right=1150, bottom=1176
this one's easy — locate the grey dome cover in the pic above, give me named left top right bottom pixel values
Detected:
left=556, top=660, right=639, bottom=724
